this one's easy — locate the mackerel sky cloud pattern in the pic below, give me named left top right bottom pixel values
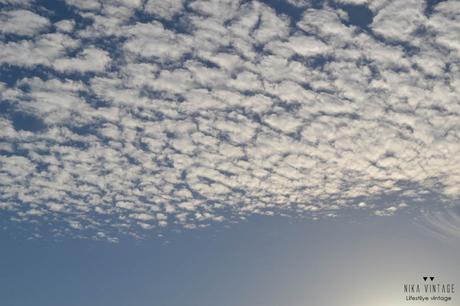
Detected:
left=1, top=0, right=460, bottom=240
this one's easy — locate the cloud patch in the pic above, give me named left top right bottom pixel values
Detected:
left=0, top=10, right=50, bottom=36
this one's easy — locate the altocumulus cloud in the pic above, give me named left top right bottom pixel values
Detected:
left=1, top=0, right=460, bottom=241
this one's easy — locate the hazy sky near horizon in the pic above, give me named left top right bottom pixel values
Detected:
left=2, top=214, right=460, bottom=306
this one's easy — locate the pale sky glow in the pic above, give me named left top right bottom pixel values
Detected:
left=1, top=0, right=459, bottom=305
left=2, top=214, right=459, bottom=306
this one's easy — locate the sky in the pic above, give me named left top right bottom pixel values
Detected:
left=1, top=0, right=460, bottom=305
left=1, top=214, right=460, bottom=306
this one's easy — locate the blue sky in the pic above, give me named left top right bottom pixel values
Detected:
left=2, top=214, right=460, bottom=306
left=1, top=0, right=460, bottom=304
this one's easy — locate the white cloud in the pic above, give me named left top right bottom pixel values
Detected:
left=65, top=0, right=101, bottom=11
left=0, top=33, right=79, bottom=67
left=0, top=0, right=33, bottom=5
left=371, top=0, right=427, bottom=41
left=144, top=0, right=185, bottom=20
left=335, top=0, right=370, bottom=4
left=123, top=22, right=193, bottom=61
left=11, top=77, right=92, bottom=123
left=0, top=10, right=49, bottom=36
left=54, top=20, right=76, bottom=33
left=428, top=1, right=460, bottom=55
left=53, top=48, right=111, bottom=73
